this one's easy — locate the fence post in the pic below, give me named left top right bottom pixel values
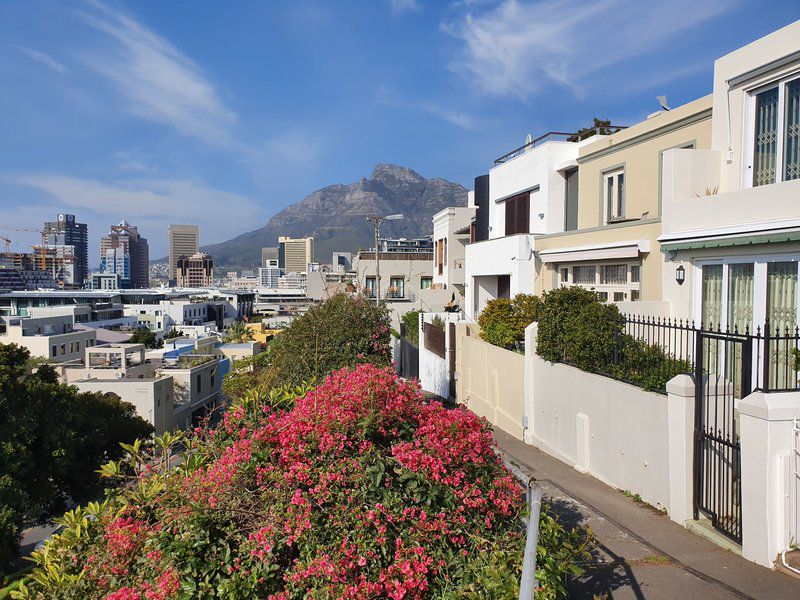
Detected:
left=666, top=374, right=695, bottom=525
left=523, top=322, right=538, bottom=446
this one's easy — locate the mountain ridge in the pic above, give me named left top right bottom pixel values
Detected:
left=169, top=164, right=468, bottom=271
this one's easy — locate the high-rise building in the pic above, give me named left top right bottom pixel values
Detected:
left=99, top=221, right=149, bottom=288
left=176, top=252, right=213, bottom=288
left=261, top=246, right=278, bottom=267
left=258, top=259, right=282, bottom=288
left=43, top=213, right=88, bottom=286
left=278, top=236, right=314, bottom=274
left=169, top=225, right=200, bottom=281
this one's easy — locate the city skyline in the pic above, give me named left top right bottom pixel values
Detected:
left=3, top=0, right=800, bottom=259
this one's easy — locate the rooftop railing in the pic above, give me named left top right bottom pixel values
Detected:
left=493, top=126, right=628, bottom=165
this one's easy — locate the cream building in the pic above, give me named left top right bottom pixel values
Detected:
left=278, top=236, right=314, bottom=274
left=1, top=314, right=97, bottom=361
left=168, top=225, right=200, bottom=281
left=534, top=96, right=713, bottom=309
left=660, top=20, right=800, bottom=333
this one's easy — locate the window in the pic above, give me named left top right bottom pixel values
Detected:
left=630, top=265, right=640, bottom=283
left=573, top=266, right=596, bottom=285
left=389, top=277, right=405, bottom=298
left=603, top=168, right=625, bottom=222
left=750, top=76, right=800, bottom=186
left=504, top=192, right=530, bottom=235
left=560, top=268, right=569, bottom=284
left=602, top=264, right=627, bottom=285
left=613, top=292, right=626, bottom=302
left=60, top=344, right=65, bottom=356
left=365, top=277, right=377, bottom=298
left=420, top=276, right=432, bottom=290
left=630, top=290, right=640, bottom=301
left=52, top=345, right=57, bottom=358
left=596, top=292, right=608, bottom=302
left=196, top=374, right=201, bottom=394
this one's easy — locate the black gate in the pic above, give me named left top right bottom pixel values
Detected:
left=693, top=330, right=750, bottom=544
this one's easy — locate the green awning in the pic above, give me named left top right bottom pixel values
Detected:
left=660, top=230, right=800, bottom=252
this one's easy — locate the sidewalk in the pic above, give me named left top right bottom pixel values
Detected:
left=493, top=428, right=800, bottom=599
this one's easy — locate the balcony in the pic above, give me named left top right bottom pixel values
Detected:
left=661, top=148, right=800, bottom=243
left=493, top=126, right=626, bottom=165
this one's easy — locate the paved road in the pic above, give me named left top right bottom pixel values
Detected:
left=493, top=428, right=800, bottom=599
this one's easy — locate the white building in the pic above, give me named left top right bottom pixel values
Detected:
left=432, top=203, right=476, bottom=296
left=464, top=132, right=601, bottom=319
left=258, top=260, right=282, bottom=288
left=1, top=314, right=97, bottom=361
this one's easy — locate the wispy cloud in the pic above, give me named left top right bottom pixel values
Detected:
left=377, top=85, right=482, bottom=131
left=77, top=1, right=236, bottom=147
left=5, top=173, right=261, bottom=248
left=446, top=0, right=733, bottom=100
left=389, top=0, right=422, bottom=15
left=17, top=46, right=68, bottom=74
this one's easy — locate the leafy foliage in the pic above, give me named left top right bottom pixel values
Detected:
left=268, top=293, right=391, bottom=387
left=223, top=321, right=254, bottom=344
left=17, top=364, right=590, bottom=599
left=401, top=310, right=421, bottom=344
left=0, top=344, right=153, bottom=574
left=128, top=327, right=162, bottom=349
left=479, top=294, right=540, bottom=349
left=537, top=288, right=691, bottom=391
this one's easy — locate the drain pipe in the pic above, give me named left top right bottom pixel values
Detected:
left=499, top=454, right=542, bottom=599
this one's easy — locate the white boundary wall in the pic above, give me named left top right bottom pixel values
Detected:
left=419, top=312, right=462, bottom=399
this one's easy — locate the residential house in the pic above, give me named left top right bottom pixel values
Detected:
left=465, top=130, right=606, bottom=318
left=660, top=20, right=800, bottom=335
left=432, top=203, right=476, bottom=298
left=1, top=314, right=97, bottom=361
left=534, top=97, right=713, bottom=308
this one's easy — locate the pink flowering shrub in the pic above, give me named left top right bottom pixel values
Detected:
left=17, top=364, right=588, bottom=599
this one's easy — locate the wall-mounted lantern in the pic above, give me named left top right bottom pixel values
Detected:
left=676, top=265, right=686, bottom=285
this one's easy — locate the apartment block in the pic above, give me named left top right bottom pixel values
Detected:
left=43, top=213, right=88, bottom=286
left=99, top=220, right=149, bottom=288
left=278, top=236, right=314, bottom=273
left=1, top=314, right=97, bottom=361
left=176, top=253, right=214, bottom=288
left=169, top=225, right=200, bottom=281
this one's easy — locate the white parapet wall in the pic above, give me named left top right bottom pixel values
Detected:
left=524, top=322, right=674, bottom=513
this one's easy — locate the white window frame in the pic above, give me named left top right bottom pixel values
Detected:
left=603, top=168, right=625, bottom=223
left=743, top=71, right=800, bottom=189
left=693, top=254, right=800, bottom=333
left=560, top=261, right=641, bottom=303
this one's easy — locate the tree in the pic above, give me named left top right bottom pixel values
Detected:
left=0, top=343, right=153, bottom=574
left=223, top=321, right=254, bottom=344
left=128, top=327, right=161, bottom=349
left=268, top=294, right=391, bottom=386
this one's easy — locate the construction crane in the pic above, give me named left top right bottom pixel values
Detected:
left=0, top=226, right=47, bottom=269
left=0, top=237, right=10, bottom=254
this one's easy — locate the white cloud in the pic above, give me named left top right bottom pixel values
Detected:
left=77, top=1, right=237, bottom=147
left=17, top=46, right=68, bottom=74
left=390, top=0, right=422, bottom=14
left=376, top=85, right=482, bottom=131
left=5, top=173, right=263, bottom=254
left=447, top=0, right=732, bottom=100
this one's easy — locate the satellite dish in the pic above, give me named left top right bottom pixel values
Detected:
left=656, top=95, right=671, bottom=111
left=525, top=132, right=532, bottom=145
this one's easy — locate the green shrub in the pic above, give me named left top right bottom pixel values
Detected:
left=268, top=293, right=391, bottom=386
left=562, top=301, right=624, bottom=372
left=537, top=287, right=598, bottom=362
left=479, top=294, right=540, bottom=349
left=401, top=310, right=421, bottom=343
left=611, top=336, right=692, bottom=392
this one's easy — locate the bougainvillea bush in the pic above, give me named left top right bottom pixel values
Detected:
left=16, top=364, right=588, bottom=599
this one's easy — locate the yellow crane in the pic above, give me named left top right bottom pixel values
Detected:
left=0, top=226, right=47, bottom=269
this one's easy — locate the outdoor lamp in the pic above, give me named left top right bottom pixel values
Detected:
left=675, top=265, right=686, bottom=285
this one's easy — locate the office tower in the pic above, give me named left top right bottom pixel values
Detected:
left=258, top=259, right=281, bottom=288
left=176, top=252, right=213, bottom=288
left=99, top=220, right=149, bottom=288
left=261, top=246, right=278, bottom=267
left=332, top=251, right=352, bottom=272
left=43, top=213, right=88, bottom=286
left=169, top=225, right=200, bottom=280
left=278, top=236, right=314, bottom=274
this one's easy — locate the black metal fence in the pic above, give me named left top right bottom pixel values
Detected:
left=573, top=314, right=800, bottom=395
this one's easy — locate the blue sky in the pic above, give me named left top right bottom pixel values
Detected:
left=1, top=0, right=799, bottom=261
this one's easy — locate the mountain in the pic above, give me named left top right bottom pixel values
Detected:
left=196, top=164, right=469, bottom=271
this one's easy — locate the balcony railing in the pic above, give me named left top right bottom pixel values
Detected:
left=494, top=126, right=627, bottom=165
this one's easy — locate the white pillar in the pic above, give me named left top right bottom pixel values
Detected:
left=739, top=391, right=800, bottom=567
left=666, top=374, right=695, bottom=525
left=523, top=322, right=538, bottom=446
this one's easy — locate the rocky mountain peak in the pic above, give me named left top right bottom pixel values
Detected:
left=370, top=163, right=424, bottom=184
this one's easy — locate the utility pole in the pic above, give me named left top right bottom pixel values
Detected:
left=365, top=214, right=403, bottom=306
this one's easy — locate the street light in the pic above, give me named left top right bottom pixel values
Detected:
left=366, top=213, right=404, bottom=305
